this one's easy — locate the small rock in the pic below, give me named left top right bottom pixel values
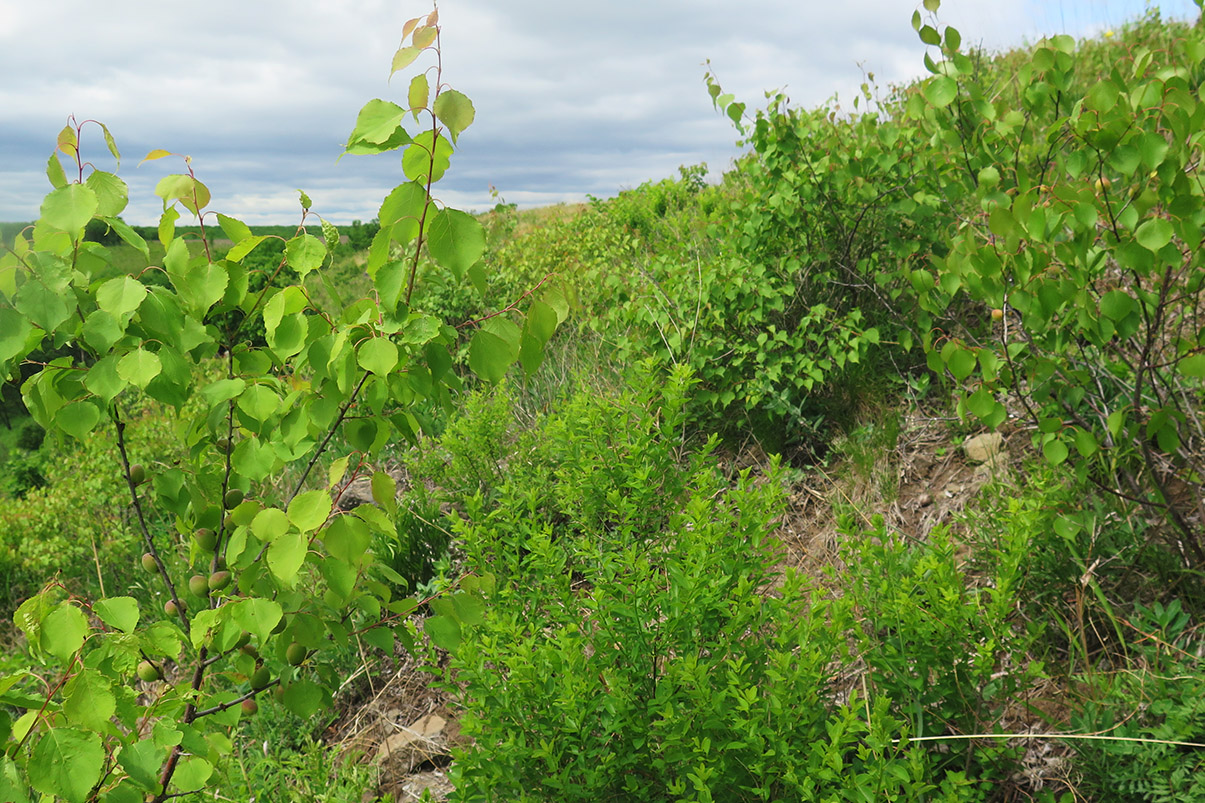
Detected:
left=962, top=432, right=1004, bottom=464
left=377, top=714, right=450, bottom=775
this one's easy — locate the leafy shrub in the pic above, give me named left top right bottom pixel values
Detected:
left=441, top=368, right=972, bottom=802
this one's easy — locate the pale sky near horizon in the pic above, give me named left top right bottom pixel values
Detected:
left=0, top=0, right=1199, bottom=226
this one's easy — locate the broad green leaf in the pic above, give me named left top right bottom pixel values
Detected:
left=237, top=383, right=281, bottom=422
left=63, top=670, right=115, bottom=731
left=433, top=89, right=475, bottom=144
left=268, top=532, right=307, bottom=586
left=0, top=308, right=32, bottom=363
left=468, top=319, right=521, bottom=384
left=924, top=75, right=957, bottom=107
left=117, top=349, right=162, bottom=389
left=413, top=25, right=437, bottom=48
left=200, top=377, right=246, bottom=408
left=390, top=46, right=421, bottom=78
left=1073, top=428, right=1099, bottom=458
left=117, top=739, right=163, bottom=792
left=1134, top=218, right=1172, bottom=252
left=40, top=184, right=98, bottom=238
left=324, top=515, right=369, bottom=563
left=16, top=276, right=74, bottom=332
left=225, top=234, right=268, bottom=263
left=919, top=24, right=941, bottom=45
left=155, top=174, right=211, bottom=215
left=347, top=99, right=405, bottom=146
left=84, top=355, right=127, bottom=403
left=251, top=507, right=290, bottom=543
left=96, top=276, right=147, bottom=323
left=451, top=592, right=486, bottom=626
left=217, top=213, right=253, bottom=244
left=1043, top=436, right=1069, bottom=465
left=56, top=400, right=101, bottom=441
left=371, top=471, right=397, bottom=512
left=519, top=299, right=559, bottom=376
left=401, top=130, right=453, bottom=183
left=170, top=260, right=228, bottom=315
left=1099, top=290, right=1135, bottom=321
left=424, top=615, right=461, bottom=652
left=84, top=170, right=128, bottom=217
left=94, top=596, right=139, bottom=633
left=288, top=489, right=332, bottom=532
left=233, top=436, right=277, bottom=482
left=358, top=337, right=398, bottom=376
left=231, top=598, right=282, bottom=644
left=298, top=189, right=312, bottom=210
left=946, top=346, right=976, bottom=381
left=285, top=233, right=326, bottom=278
left=29, top=728, right=104, bottom=803
left=105, top=217, right=150, bottom=263
left=172, top=757, right=213, bottom=793
left=46, top=152, right=67, bottom=189
left=408, top=73, right=429, bottom=117
left=427, top=208, right=485, bottom=279
left=1178, top=353, right=1205, bottom=378
left=42, top=602, right=89, bottom=660
left=282, top=678, right=324, bottom=718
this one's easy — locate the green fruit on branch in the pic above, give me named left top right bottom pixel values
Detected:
left=208, top=570, right=232, bottom=591
left=141, top=553, right=158, bottom=573
left=136, top=660, right=161, bottom=682
left=129, top=464, right=147, bottom=486
left=224, top=489, right=244, bottom=509
left=165, top=599, right=183, bottom=617
left=216, top=437, right=233, bottom=454
left=250, top=666, right=271, bottom=690
left=240, top=643, right=259, bottom=659
left=194, top=528, right=217, bottom=551
left=285, top=642, right=307, bottom=666
left=241, top=698, right=258, bottom=716
left=188, top=575, right=209, bottom=597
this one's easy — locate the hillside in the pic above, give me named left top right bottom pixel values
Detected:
left=0, top=5, right=1203, bottom=802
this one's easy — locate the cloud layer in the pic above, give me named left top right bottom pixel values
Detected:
left=1, top=0, right=1198, bottom=225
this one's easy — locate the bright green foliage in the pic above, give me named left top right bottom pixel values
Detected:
left=444, top=368, right=965, bottom=801
left=904, top=4, right=1205, bottom=566
left=0, top=9, right=545, bottom=800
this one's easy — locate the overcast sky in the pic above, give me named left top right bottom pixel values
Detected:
left=1, top=0, right=1199, bottom=226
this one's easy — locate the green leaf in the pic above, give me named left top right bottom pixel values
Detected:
left=16, top=276, right=75, bottom=332
left=401, top=130, right=453, bottom=183
left=268, top=532, right=307, bottom=586
left=282, top=679, right=324, bottom=718
left=217, top=213, right=253, bottom=244
left=117, top=349, right=162, bottom=389
left=0, top=308, right=33, bottom=364
left=919, top=24, right=941, bottom=45
left=84, top=170, right=129, bottom=217
left=324, top=515, right=370, bottom=564
left=1134, top=218, right=1172, bottom=252
left=56, top=400, right=101, bottom=441
left=427, top=208, right=485, bottom=280
left=285, top=234, right=326, bottom=278
left=94, top=596, right=139, bottom=633
left=63, top=670, right=115, bottom=731
left=85, top=356, right=128, bottom=404
left=371, top=471, right=397, bottom=513
left=172, top=757, right=213, bottom=794
left=231, top=599, right=282, bottom=644
left=251, top=507, right=290, bottom=543
left=1043, top=436, right=1069, bottom=465
left=946, top=346, right=977, bottom=381
left=357, top=337, right=398, bottom=376
left=225, top=235, right=268, bottom=263
left=468, top=319, right=521, bottom=383
left=451, top=592, right=486, bottom=626
left=29, top=728, right=104, bottom=803
left=924, top=75, right=957, bottom=107
left=96, top=276, right=148, bottom=323
left=408, top=73, right=429, bottom=116
left=433, top=89, right=475, bottom=144
left=40, top=184, right=98, bottom=238
left=519, top=299, right=559, bottom=376
left=390, top=46, right=422, bottom=78
left=424, top=615, right=461, bottom=652
left=346, top=99, right=406, bottom=147
left=237, top=383, right=281, bottom=422
left=46, top=153, right=68, bottom=189
left=298, top=189, right=312, bottom=211
left=1178, top=353, right=1205, bottom=378
left=288, top=490, right=332, bottom=533
left=155, top=174, right=211, bottom=215
left=1099, top=290, right=1136, bottom=321
left=42, top=602, right=89, bottom=660
left=117, top=739, right=163, bottom=792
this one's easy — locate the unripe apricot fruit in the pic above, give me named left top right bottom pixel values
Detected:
left=188, top=575, right=209, bottom=597
left=129, top=464, right=147, bottom=486
left=286, top=642, right=307, bottom=666
left=224, top=489, right=244, bottom=509
left=165, top=599, right=183, bottom=616
left=241, top=698, right=258, bottom=715
left=250, top=666, right=271, bottom=690
left=194, top=528, right=217, bottom=551
left=208, top=570, right=232, bottom=591
left=991, top=308, right=1004, bottom=321
left=141, top=553, right=157, bottom=573
left=136, top=660, right=160, bottom=682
